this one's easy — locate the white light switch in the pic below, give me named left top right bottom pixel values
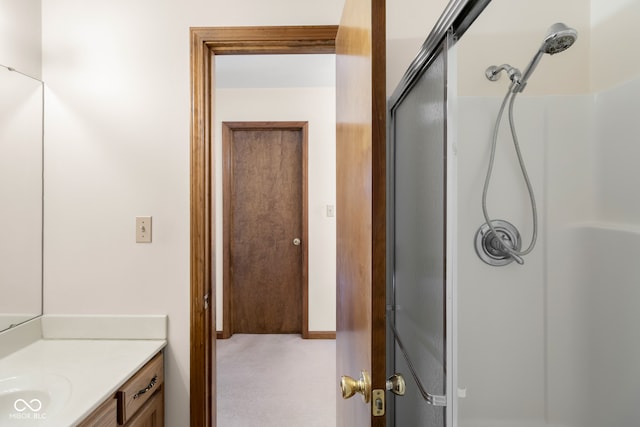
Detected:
left=326, top=204, right=335, bottom=217
left=136, top=216, right=152, bottom=243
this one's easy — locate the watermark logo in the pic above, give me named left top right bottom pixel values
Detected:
left=14, top=399, right=42, bottom=413
left=9, top=398, right=47, bottom=421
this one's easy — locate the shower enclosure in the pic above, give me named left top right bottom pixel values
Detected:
left=387, top=0, right=640, bottom=426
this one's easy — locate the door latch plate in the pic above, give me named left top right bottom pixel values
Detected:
left=372, top=389, right=384, bottom=416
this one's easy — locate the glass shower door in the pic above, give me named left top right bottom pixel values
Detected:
left=388, top=37, right=452, bottom=426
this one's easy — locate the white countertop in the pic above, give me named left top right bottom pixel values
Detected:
left=0, top=338, right=166, bottom=426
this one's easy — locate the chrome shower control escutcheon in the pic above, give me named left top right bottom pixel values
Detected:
left=475, top=220, right=522, bottom=266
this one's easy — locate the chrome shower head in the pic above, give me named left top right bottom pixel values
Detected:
left=542, top=22, right=578, bottom=55
left=486, top=23, right=579, bottom=92
left=514, top=23, right=578, bottom=92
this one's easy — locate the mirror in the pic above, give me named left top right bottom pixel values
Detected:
left=0, top=64, right=43, bottom=331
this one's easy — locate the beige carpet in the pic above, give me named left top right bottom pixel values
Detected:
left=216, top=334, right=336, bottom=426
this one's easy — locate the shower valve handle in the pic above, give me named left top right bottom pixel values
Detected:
left=475, top=221, right=525, bottom=266
left=488, top=234, right=524, bottom=265
left=510, top=253, right=525, bottom=265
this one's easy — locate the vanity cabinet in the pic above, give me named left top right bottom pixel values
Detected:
left=78, top=352, right=164, bottom=427
left=77, top=397, right=118, bottom=427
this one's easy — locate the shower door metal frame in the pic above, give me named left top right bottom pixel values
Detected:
left=386, top=1, right=492, bottom=425
left=387, top=36, right=454, bottom=427
left=388, top=0, right=491, bottom=107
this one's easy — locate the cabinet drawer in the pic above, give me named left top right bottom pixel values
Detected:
left=117, top=352, right=164, bottom=425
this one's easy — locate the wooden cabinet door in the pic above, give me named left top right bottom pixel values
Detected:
left=77, top=396, right=118, bottom=427
left=125, top=388, right=164, bottom=427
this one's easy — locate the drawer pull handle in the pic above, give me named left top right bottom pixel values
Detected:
left=133, top=375, right=158, bottom=399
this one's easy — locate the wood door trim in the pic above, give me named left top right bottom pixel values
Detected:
left=221, top=121, right=309, bottom=339
left=190, top=26, right=337, bottom=427
left=306, top=331, right=337, bottom=339
left=191, top=26, right=337, bottom=55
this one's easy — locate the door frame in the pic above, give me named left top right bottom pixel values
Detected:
left=220, top=121, right=309, bottom=339
left=189, top=26, right=338, bottom=427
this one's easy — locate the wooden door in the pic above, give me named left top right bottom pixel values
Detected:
left=222, top=122, right=308, bottom=336
left=335, top=0, right=386, bottom=425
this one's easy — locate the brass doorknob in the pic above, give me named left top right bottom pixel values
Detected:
left=340, top=370, right=371, bottom=403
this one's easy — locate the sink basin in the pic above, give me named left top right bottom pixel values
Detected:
left=0, top=373, right=71, bottom=426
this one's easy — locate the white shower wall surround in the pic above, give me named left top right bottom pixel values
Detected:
left=457, top=95, right=550, bottom=424
left=594, top=78, right=640, bottom=223
left=456, top=76, right=640, bottom=426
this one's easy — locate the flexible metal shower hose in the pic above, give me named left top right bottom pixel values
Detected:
left=481, top=83, right=538, bottom=264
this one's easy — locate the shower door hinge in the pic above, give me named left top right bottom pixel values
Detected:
left=372, top=389, right=384, bottom=416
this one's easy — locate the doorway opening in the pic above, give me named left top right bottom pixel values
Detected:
left=189, top=26, right=338, bottom=426
left=214, top=53, right=337, bottom=340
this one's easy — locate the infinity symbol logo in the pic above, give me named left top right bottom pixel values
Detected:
left=13, top=398, right=43, bottom=412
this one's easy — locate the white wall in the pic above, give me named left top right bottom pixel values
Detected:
left=0, top=68, right=43, bottom=318
left=575, top=226, right=640, bottom=427
left=386, top=0, right=449, bottom=95
left=0, top=0, right=41, bottom=78
left=214, top=87, right=337, bottom=332
left=456, top=96, right=548, bottom=425
left=0, top=0, right=43, bottom=328
left=40, top=1, right=344, bottom=425
left=457, top=0, right=591, bottom=97
left=593, top=76, right=640, bottom=225
left=591, top=0, right=640, bottom=92
left=456, top=92, right=599, bottom=427
left=559, top=35, right=640, bottom=422
left=546, top=3, right=640, bottom=426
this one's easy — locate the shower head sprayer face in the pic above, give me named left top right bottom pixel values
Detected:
left=542, top=23, right=578, bottom=55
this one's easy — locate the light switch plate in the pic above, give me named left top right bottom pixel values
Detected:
left=136, top=216, right=152, bottom=243
left=326, top=204, right=335, bottom=217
